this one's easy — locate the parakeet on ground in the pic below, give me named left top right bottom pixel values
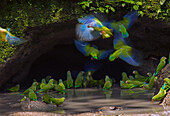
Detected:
left=50, top=97, right=65, bottom=106
left=120, top=80, right=136, bottom=89
left=103, top=75, right=112, bottom=90
left=38, top=79, right=54, bottom=93
left=21, top=82, right=38, bottom=95
left=42, top=93, right=51, bottom=104
left=55, top=79, right=66, bottom=94
left=20, top=96, right=27, bottom=102
left=8, top=84, right=20, bottom=92
left=74, top=39, right=114, bottom=60
left=125, top=80, right=145, bottom=87
left=67, top=70, right=73, bottom=88
left=122, top=72, right=129, bottom=82
left=143, top=73, right=156, bottom=90
left=28, top=89, right=37, bottom=101
left=75, top=71, right=84, bottom=88
left=76, top=15, right=113, bottom=41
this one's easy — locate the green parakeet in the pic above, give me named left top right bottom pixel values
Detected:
left=164, top=78, right=170, bottom=86
left=76, top=15, right=113, bottom=41
left=75, top=71, right=84, bottom=88
left=67, top=70, right=73, bottom=88
left=143, top=73, right=156, bottom=90
left=21, top=82, right=38, bottom=95
left=8, top=84, right=20, bottom=92
left=125, top=80, right=145, bottom=87
left=120, top=80, right=136, bottom=89
left=154, top=56, right=167, bottom=76
left=168, top=53, right=170, bottom=63
left=152, top=84, right=166, bottom=102
left=129, top=75, right=134, bottom=80
left=122, top=72, right=129, bottom=82
left=40, top=78, right=46, bottom=89
left=42, top=93, right=51, bottom=104
left=103, top=75, right=112, bottom=90
left=50, top=97, right=65, bottom=106
left=45, top=75, right=52, bottom=82
left=55, top=79, right=66, bottom=94
left=74, top=40, right=114, bottom=60
left=20, top=96, right=27, bottom=102
left=98, top=79, right=105, bottom=88
left=28, top=89, right=37, bottom=101
left=38, top=79, right=54, bottom=93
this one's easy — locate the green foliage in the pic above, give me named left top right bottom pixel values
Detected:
left=78, top=0, right=169, bottom=21
left=0, top=40, right=16, bottom=63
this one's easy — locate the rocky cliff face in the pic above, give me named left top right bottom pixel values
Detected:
left=0, top=16, right=169, bottom=90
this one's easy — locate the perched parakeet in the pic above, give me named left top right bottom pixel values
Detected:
left=122, top=72, right=129, bottom=82
left=74, top=40, right=114, bottom=60
left=109, top=33, right=141, bottom=66
left=103, top=75, right=112, bottom=90
left=50, top=97, right=65, bottom=106
left=0, top=28, right=26, bottom=45
left=164, top=78, right=170, bottom=86
left=75, top=71, right=84, bottom=88
left=67, top=70, right=73, bottom=88
left=154, top=56, right=167, bottom=76
left=55, top=79, right=66, bottom=94
left=143, top=73, right=156, bottom=90
left=105, top=10, right=138, bottom=38
left=76, top=15, right=113, bottom=41
left=120, top=80, right=136, bottom=89
left=40, top=78, right=46, bottom=89
left=152, top=85, right=166, bottom=102
left=132, top=70, right=147, bottom=79
left=42, top=93, right=51, bottom=104
left=8, top=84, right=20, bottom=92
left=21, top=82, right=38, bottom=95
left=125, top=80, right=145, bottom=87
left=28, top=89, right=37, bottom=101
left=45, top=75, right=52, bottom=82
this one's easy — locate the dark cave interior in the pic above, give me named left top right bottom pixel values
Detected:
left=22, top=43, right=136, bottom=88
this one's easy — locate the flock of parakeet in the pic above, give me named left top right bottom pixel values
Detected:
left=0, top=27, right=26, bottom=45
left=75, top=10, right=142, bottom=66
left=8, top=70, right=114, bottom=106
left=120, top=56, right=170, bottom=103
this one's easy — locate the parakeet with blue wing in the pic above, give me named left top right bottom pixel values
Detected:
left=76, top=15, right=113, bottom=41
left=74, top=39, right=114, bottom=60
left=105, top=10, right=139, bottom=38
left=109, top=32, right=142, bottom=66
left=0, top=27, right=26, bottom=45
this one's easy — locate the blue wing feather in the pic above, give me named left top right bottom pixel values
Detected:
left=98, top=49, right=114, bottom=60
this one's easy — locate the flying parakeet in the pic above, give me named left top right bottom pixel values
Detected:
left=122, top=72, right=129, bottom=82
left=55, top=79, right=66, bottom=94
left=120, top=80, right=136, bottom=89
left=28, top=89, right=37, bottom=101
left=109, top=33, right=142, bottom=66
left=67, top=70, right=73, bottom=88
left=0, top=28, right=26, bottom=45
left=154, top=56, right=167, bottom=76
left=105, top=10, right=138, bottom=38
left=76, top=15, right=113, bottom=41
left=74, top=39, right=114, bottom=60
left=8, top=84, right=20, bottom=92
left=50, top=97, right=65, bottom=106
left=75, top=71, right=84, bottom=88
left=42, top=93, right=51, bottom=104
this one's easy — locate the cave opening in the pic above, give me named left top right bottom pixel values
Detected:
left=23, top=43, right=135, bottom=88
